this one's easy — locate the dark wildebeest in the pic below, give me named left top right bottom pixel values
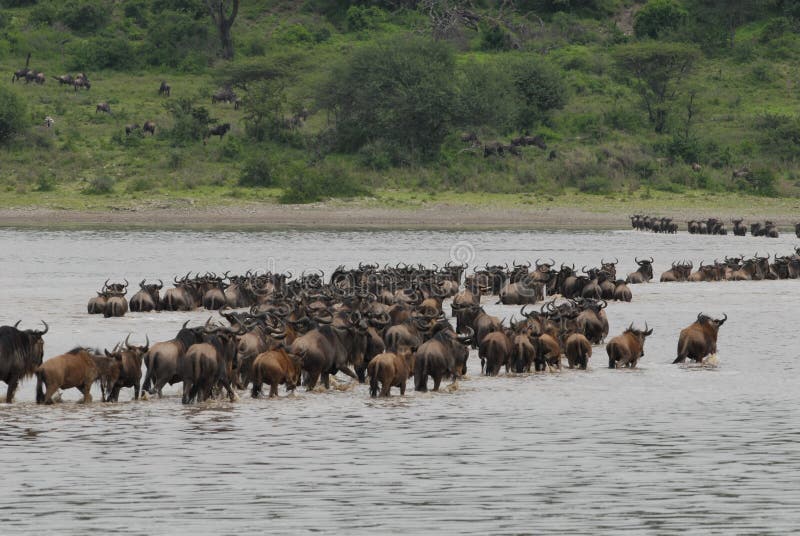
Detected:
left=158, top=81, right=171, bottom=97
left=532, top=332, right=562, bottom=371
left=180, top=326, right=239, bottom=404
left=479, top=329, right=514, bottom=376
left=73, top=74, right=90, bottom=91
left=251, top=347, right=302, bottom=398
left=576, top=300, right=608, bottom=344
left=673, top=313, right=727, bottom=364
left=35, top=347, right=102, bottom=404
left=141, top=321, right=206, bottom=397
left=732, top=218, right=747, bottom=236
left=88, top=291, right=109, bottom=314
left=104, top=293, right=128, bottom=318
left=606, top=323, right=653, bottom=369
left=414, top=323, right=471, bottom=392
left=510, top=333, right=536, bottom=373
left=125, top=123, right=140, bottom=136
left=129, top=279, right=162, bottom=312
left=613, top=280, right=632, bottom=302
left=143, top=121, right=156, bottom=136
left=96, top=102, right=111, bottom=114
left=54, top=74, right=73, bottom=85
left=368, top=349, right=415, bottom=397
left=483, top=141, right=504, bottom=157
left=104, top=335, right=149, bottom=401
left=796, top=222, right=800, bottom=238
left=12, top=68, right=31, bottom=83
left=211, top=88, right=237, bottom=104
left=0, top=321, right=48, bottom=402
left=626, top=257, right=654, bottom=284
left=204, top=123, right=231, bottom=144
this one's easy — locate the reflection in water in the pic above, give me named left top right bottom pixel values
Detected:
left=1, top=228, right=799, bottom=534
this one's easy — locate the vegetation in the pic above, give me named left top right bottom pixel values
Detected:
left=1, top=0, right=800, bottom=205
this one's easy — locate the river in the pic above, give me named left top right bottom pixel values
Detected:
left=1, top=228, right=799, bottom=534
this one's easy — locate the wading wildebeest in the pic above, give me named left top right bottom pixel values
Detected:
left=606, top=323, right=653, bottom=369
left=129, top=279, right=162, bottom=312
left=251, top=347, right=302, bottom=398
left=103, top=335, right=149, bottom=401
left=180, top=327, right=239, bottom=404
left=626, top=257, right=654, bottom=284
left=141, top=320, right=206, bottom=397
left=479, top=329, right=513, bottom=376
left=673, top=313, right=727, bottom=364
left=0, top=320, right=48, bottom=402
left=414, top=323, right=471, bottom=392
left=368, top=349, right=414, bottom=397
left=36, top=347, right=104, bottom=404
left=565, top=332, right=592, bottom=369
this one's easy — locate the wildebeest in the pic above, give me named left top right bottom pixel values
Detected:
left=290, top=314, right=367, bottom=390
left=125, top=123, right=140, bottom=136
left=660, top=261, right=692, bottom=282
left=674, top=313, right=727, bottom=364
left=159, top=81, right=171, bottom=97
left=35, top=347, right=103, bottom=404
left=180, top=326, right=239, bottom=404
left=44, top=116, right=55, bottom=128
left=796, top=222, right=800, bottom=238
left=251, top=347, right=302, bottom=398
left=564, top=332, right=592, bottom=369
left=73, top=74, right=90, bottom=91
left=129, top=279, right=163, bottom=312
left=103, top=335, right=149, bottom=401
left=54, top=74, right=73, bottom=85
left=510, top=333, right=536, bottom=373
left=732, top=218, right=747, bottom=236
left=141, top=320, right=206, bottom=397
left=204, top=123, right=230, bottom=144
left=606, top=323, right=653, bottom=369
left=96, top=102, right=111, bottom=114
left=414, top=323, right=471, bottom=392
left=479, top=329, right=513, bottom=376
left=143, top=121, right=156, bottom=136
left=483, top=141, right=504, bottom=157
left=211, top=88, right=237, bottom=104
left=368, top=349, right=414, bottom=397
left=0, top=321, right=48, bottom=402
left=612, top=280, right=632, bottom=302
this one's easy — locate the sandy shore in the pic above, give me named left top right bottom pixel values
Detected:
left=0, top=202, right=796, bottom=230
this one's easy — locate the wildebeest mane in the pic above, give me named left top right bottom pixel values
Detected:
left=0, top=326, right=40, bottom=378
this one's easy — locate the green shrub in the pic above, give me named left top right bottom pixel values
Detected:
left=276, top=24, right=315, bottom=44
left=280, top=162, right=368, bottom=203
left=238, top=155, right=275, bottom=187
left=506, top=55, right=568, bottom=130
left=633, top=0, right=688, bottom=39
left=345, top=5, right=383, bottom=32
left=126, top=177, right=154, bottom=192
left=750, top=62, right=775, bottom=83
left=36, top=174, right=55, bottom=192
left=0, top=87, right=27, bottom=145
left=578, top=176, right=613, bottom=194
left=141, top=10, right=212, bottom=70
left=67, top=36, right=140, bottom=71
left=57, top=1, right=109, bottom=34
left=83, top=176, right=115, bottom=195
left=218, top=136, right=242, bottom=161
left=480, top=24, right=514, bottom=51
left=453, top=60, right=518, bottom=132
left=165, top=98, right=214, bottom=145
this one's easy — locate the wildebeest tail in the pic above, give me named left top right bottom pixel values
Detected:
left=142, top=352, right=157, bottom=392
left=368, top=361, right=379, bottom=397
left=35, top=368, right=45, bottom=403
left=414, top=358, right=427, bottom=391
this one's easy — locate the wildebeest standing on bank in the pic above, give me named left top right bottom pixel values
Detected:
left=158, top=81, right=171, bottom=97
left=606, top=323, right=653, bottom=369
left=35, top=347, right=104, bottom=404
left=0, top=321, right=48, bottom=402
left=674, top=313, right=727, bottom=364
left=204, top=123, right=231, bottom=144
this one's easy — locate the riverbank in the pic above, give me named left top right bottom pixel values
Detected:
left=0, top=189, right=797, bottom=230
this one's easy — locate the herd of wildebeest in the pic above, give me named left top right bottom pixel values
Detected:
left=12, top=54, right=249, bottom=143
left=631, top=215, right=799, bottom=237
left=10, top=241, right=800, bottom=405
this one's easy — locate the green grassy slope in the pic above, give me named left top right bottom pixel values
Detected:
left=1, top=0, right=799, bottom=208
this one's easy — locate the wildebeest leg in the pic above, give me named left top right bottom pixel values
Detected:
left=432, top=375, right=442, bottom=391
left=305, top=371, right=320, bottom=391
left=81, top=383, right=93, bottom=403
left=338, top=366, right=357, bottom=380
left=399, top=380, right=406, bottom=396
left=269, top=380, right=279, bottom=398
left=5, top=378, right=18, bottom=403
left=322, top=372, right=330, bottom=389
left=182, top=380, right=193, bottom=404
left=672, top=355, right=687, bottom=364
left=108, top=384, right=121, bottom=402
left=251, top=380, right=261, bottom=398
left=356, top=364, right=367, bottom=383
left=44, top=382, right=59, bottom=405
left=221, top=380, right=236, bottom=401
left=380, top=379, right=391, bottom=397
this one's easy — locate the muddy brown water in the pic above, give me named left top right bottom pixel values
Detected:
left=1, top=228, right=799, bottom=534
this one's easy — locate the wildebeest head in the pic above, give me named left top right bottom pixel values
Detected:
left=3, top=320, right=49, bottom=376
left=696, top=312, right=727, bottom=331
left=625, top=322, right=653, bottom=342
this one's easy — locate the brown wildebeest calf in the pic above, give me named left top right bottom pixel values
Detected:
left=250, top=347, right=302, bottom=398
left=368, top=349, right=414, bottom=397
left=104, top=335, right=149, bottom=401
left=606, top=323, right=653, bottom=369
left=36, top=348, right=106, bottom=404
left=674, top=313, right=727, bottom=364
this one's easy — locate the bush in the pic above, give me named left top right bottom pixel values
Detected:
left=83, top=177, right=115, bottom=195
left=505, top=55, right=568, bottom=130
left=141, top=10, right=212, bottom=70
left=633, top=0, right=688, bottom=39
left=165, top=98, right=214, bottom=145
left=36, top=174, right=55, bottom=192
left=57, top=1, right=109, bottom=34
left=453, top=60, right=519, bottom=132
left=238, top=155, right=275, bottom=187
left=345, top=5, right=383, bottom=32
left=0, top=87, right=27, bottom=145
left=480, top=24, right=514, bottom=51
left=319, top=36, right=456, bottom=160
left=276, top=24, right=315, bottom=44
left=67, top=36, right=139, bottom=71
left=280, top=162, right=368, bottom=203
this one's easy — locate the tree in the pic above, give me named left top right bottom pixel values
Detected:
left=0, top=87, right=27, bottom=145
left=613, top=42, right=700, bottom=133
left=688, top=0, right=765, bottom=48
left=634, top=0, right=688, bottom=39
left=206, top=0, right=239, bottom=60
left=506, top=55, right=568, bottom=130
left=242, top=79, right=288, bottom=142
left=319, top=36, right=456, bottom=161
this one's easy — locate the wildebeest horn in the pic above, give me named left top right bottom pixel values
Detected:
left=37, top=320, right=48, bottom=335
left=143, top=335, right=150, bottom=352
left=457, top=326, right=474, bottom=342
left=140, top=278, right=146, bottom=288
left=125, top=333, right=131, bottom=349
left=156, top=279, right=163, bottom=289
left=644, top=322, right=652, bottom=336
left=103, top=278, right=110, bottom=289
left=182, top=319, right=190, bottom=330
left=13, top=320, right=21, bottom=328
left=599, top=300, right=607, bottom=309
left=719, top=313, right=727, bottom=325
left=123, top=279, right=129, bottom=288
